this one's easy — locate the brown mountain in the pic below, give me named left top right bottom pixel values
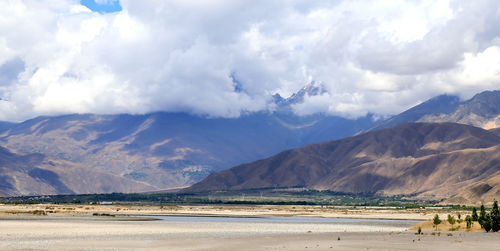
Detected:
left=187, top=123, right=500, bottom=202
left=446, top=173, right=500, bottom=205
left=0, top=145, right=154, bottom=196
left=2, top=89, right=500, bottom=197
left=0, top=111, right=374, bottom=195
left=0, top=83, right=377, bottom=195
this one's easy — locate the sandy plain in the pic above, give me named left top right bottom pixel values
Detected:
left=0, top=204, right=499, bottom=250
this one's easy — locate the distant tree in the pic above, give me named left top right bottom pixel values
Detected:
left=479, top=204, right=487, bottom=229
left=491, top=200, right=500, bottom=232
left=483, top=214, right=492, bottom=232
left=457, top=212, right=461, bottom=220
left=447, top=214, right=456, bottom=229
left=465, top=215, right=472, bottom=229
left=433, top=214, right=442, bottom=231
left=472, top=207, right=478, bottom=221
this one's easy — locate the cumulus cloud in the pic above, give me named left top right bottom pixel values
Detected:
left=0, top=0, right=500, bottom=121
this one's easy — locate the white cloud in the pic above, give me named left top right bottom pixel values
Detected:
left=454, top=46, right=500, bottom=86
left=0, top=0, right=500, bottom=121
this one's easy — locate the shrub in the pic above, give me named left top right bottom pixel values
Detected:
left=31, top=210, right=46, bottom=216
left=447, top=214, right=456, bottom=229
left=417, top=226, right=422, bottom=235
left=465, top=215, right=472, bottom=229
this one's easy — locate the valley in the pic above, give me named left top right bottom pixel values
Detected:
left=0, top=90, right=500, bottom=205
left=0, top=203, right=497, bottom=250
left=4, top=2, right=500, bottom=250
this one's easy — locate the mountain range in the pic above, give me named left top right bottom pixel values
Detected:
left=1, top=88, right=500, bottom=200
left=0, top=83, right=374, bottom=196
left=188, top=122, right=500, bottom=204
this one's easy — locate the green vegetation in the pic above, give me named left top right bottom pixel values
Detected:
left=476, top=200, right=500, bottom=232
left=472, top=207, right=478, bottom=221
left=447, top=214, right=456, bottom=230
left=433, top=214, right=442, bottom=231
left=0, top=188, right=441, bottom=207
left=417, top=226, right=422, bottom=235
left=465, top=215, right=472, bottom=229
left=491, top=200, right=500, bottom=232
left=478, top=204, right=490, bottom=232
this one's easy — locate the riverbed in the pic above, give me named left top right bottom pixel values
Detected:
left=0, top=215, right=497, bottom=250
left=0, top=204, right=498, bottom=250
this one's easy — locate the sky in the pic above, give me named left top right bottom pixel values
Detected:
left=0, top=0, right=500, bottom=121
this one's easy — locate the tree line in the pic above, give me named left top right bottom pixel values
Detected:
left=432, top=199, right=499, bottom=232
left=476, top=199, right=500, bottom=232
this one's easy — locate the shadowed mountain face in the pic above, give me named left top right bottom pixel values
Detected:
left=447, top=173, right=500, bottom=205
left=187, top=123, right=500, bottom=202
left=368, top=95, right=460, bottom=131
left=0, top=112, right=374, bottom=194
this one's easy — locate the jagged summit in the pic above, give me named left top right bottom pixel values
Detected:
left=272, top=81, right=327, bottom=114
left=274, top=81, right=326, bottom=106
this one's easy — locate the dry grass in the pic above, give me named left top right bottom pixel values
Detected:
left=0, top=203, right=459, bottom=221
left=410, top=220, right=484, bottom=232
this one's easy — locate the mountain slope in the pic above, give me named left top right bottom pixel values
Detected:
left=0, top=145, right=154, bottom=196
left=0, top=112, right=374, bottom=193
left=3, top=88, right=500, bottom=196
left=187, top=123, right=500, bottom=201
left=446, top=172, right=500, bottom=205
left=419, top=90, right=500, bottom=129
left=368, top=95, right=460, bottom=131
left=371, top=90, right=500, bottom=131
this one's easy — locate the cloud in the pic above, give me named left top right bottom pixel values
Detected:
left=0, top=0, right=500, bottom=121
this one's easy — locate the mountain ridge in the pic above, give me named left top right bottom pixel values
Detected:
left=187, top=122, right=500, bottom=203
left=2, top=89, right=500, bottom=196
left=370, top=90, right=500, bottom=131
left=0, top=144, right=155, bottom=196
left=0, top=111, right=374, bottom=194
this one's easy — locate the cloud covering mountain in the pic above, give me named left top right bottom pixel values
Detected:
left=1, top=0, right=500, bottom=121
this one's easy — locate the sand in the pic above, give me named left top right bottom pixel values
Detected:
left=0, top=204, right=499, bottom=250
left=0, top=204, right=443, bottom=220
left=0, top=217, right=499, bottom=250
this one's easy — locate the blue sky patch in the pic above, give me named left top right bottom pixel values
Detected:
left=80, top=0, right=122, bottom=13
